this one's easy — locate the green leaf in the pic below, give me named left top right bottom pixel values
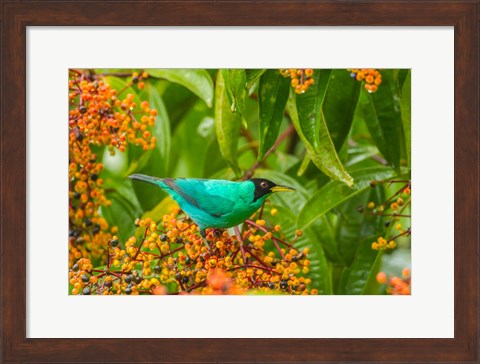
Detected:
left=401, top=71, right=411, bottom=167
left=361, top=251, right=384, bottom=294
left=127, top=82, right=172, bottom=211
left=297, top=153, right=310, bottom=176
left=214, top=71, right=242, bottom=175
left=129, top=81, right=171, bottom=177
left=293, top=70, right=331, bottom=146
left=322, top=70, right=361, bottom=150
left=169, top=101, right=212, bottom=177
left=246, top=69, right=267, bottom=90
left=245, top=69, right=267, bottom=90
left=394, top=69, right=410, bottom=95
left=337, top=239, right=384, bottom=295
left=102, top=146, right=128, bottom=177
left=286, top=71, right=353, bottom=186
left=255, top=169, right=332, bottom=294
left=255, top=169, right=309, bottom=211
left=134, top=196, right=178, bottom=240
left=203, top=139, right=228, bottom=178
left=357, top=70, right=404, bottom=169
left=221, top=69, right=247, bottom=111
left=146, top=83, right=171, bottom=175
left=100, top=194, right=134, bottom=241
left=257, top=70, right=290, bottom=160
left=148, top=69, right=214, bottom=107
left=161, top=83, right=200, bottom=128
left=101, top=169, right=143, bottom=211
left=269, top=151, right=299, bottom=174
left=124, top=150, right=152, bottom=177
left=100, top=168, right=143, bottom=240
left=297, top=166, right=397, bottom=229
left=221, top=69, right=248, bottom=128
left=309, top=215, right=343, bottom=266
left=336, top=187, right=389, bottom=294
left=105, top=76, right=139, bottom=104
left=335, top=185, right=386, bottom=267
left=276, top=205, right=332, bottom=294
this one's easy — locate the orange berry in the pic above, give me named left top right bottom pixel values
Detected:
left=376, top=272, right=387, bottom=284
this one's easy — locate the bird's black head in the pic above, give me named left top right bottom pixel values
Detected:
left=250, top=178, right=295, bottom=202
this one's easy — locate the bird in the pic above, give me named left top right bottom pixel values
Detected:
left=128, top=174, right=295, bottom=240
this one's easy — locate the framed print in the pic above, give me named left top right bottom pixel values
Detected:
left=1, top=1, right=478, bottom=363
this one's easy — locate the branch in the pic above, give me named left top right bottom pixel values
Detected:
left=242, top=124, right=295, bottom=180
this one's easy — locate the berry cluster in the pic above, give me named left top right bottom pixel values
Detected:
left=279, top=69, right=315, bottom=94
left=371, top=236, right=397, bottom=251
left=69, top=206, right=315, bottom=295
left=68, top=70, right=157, bottom=265
left=131, top=71, right=147, bottom=91
left=376, top=268, right=411, bottom=295
left=348, top=69, right=382, bottom=93
left=357, top=180, right=411, bottom=251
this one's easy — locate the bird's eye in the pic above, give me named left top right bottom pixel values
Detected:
left=260, top=181, right=269, bottom=189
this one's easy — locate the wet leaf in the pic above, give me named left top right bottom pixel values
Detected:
left=148, top=69, right=214, bottom=107
left=258, top=70, right=290, bottom=160
left=214, top=71, right=242, bottom=175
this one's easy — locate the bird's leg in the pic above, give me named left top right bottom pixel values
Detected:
left=200, top=229, right=212, bottom=252
left=233, top=226, right=247, bottom=265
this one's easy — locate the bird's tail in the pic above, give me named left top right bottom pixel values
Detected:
left=128, top=173, right=163, bottom=186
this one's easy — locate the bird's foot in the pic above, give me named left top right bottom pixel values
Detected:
left=200, top=229, right=213, bottom=253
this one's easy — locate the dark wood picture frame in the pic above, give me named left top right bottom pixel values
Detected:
left=1, top=1, right=478, bottom=363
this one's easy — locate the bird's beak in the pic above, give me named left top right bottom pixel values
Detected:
left=270, top=185, right=296, bottom=193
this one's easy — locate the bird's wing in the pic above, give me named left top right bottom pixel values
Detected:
left=163, top=178, right=236, bottom=217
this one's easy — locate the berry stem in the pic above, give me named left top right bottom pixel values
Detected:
left=228, top=264, right=276, bottom=273
left=132, top=224, right=150, bottom=261
left=242, top=245, right=271, bottom=270
left=388, top=228, right=411, bottom=241
left=374, top=213, right=411, bottom=218
left=377, top=181, right=411, bottom=210
left=245, top=219, right=295, bottom=249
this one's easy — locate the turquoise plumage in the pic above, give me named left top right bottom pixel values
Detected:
left=129, top=174, right=295, bottom=237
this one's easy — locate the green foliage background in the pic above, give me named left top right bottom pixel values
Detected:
left=95, top=68, right=411, bottom=295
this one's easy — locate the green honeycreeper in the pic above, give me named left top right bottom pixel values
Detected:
left=129, top=174, right=295, bottom=238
